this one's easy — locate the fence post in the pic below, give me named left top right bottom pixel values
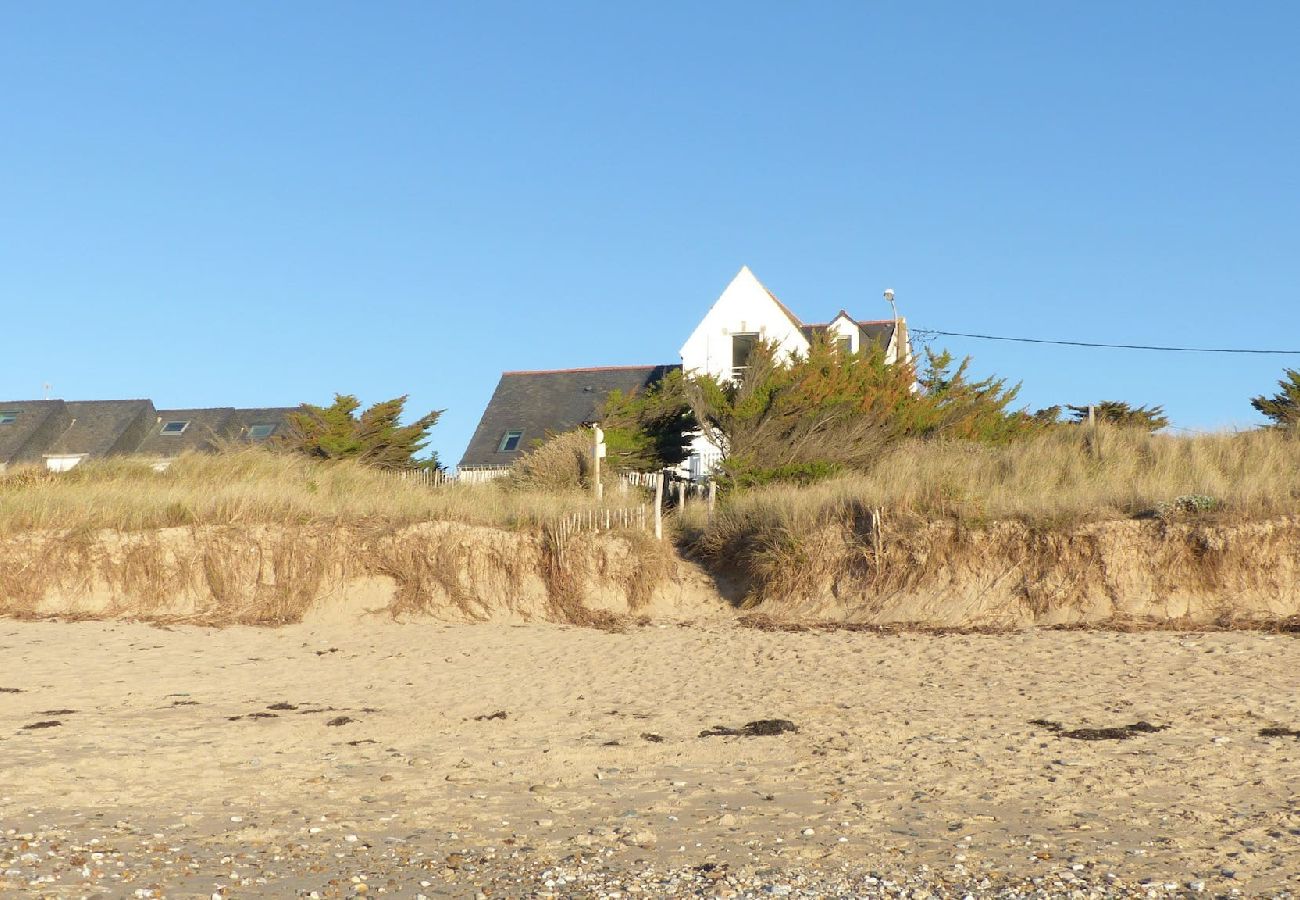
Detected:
left=707, top=480, right=716, bottom=522
left=653, top=473, right=664, bottom=541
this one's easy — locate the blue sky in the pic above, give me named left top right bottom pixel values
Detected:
left=3, top=2, right=1298, bottom=464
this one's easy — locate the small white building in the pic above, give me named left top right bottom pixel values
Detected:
left=678, top=266, right=911, bottom=479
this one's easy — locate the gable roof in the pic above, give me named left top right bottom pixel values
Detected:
left=44, top=400, right=158, bottom=459
left=0, top=400, right=72, bottom=467
left=459, top=365, right=679, bottom=469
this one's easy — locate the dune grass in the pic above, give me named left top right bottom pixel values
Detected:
left=0, top=448, right=615, bottom=535
left=690, top=427, right=1300, bottom=553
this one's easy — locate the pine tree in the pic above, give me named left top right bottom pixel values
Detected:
left=279, top=394, right=443, bottom=469
left=1250, top=369, right=1300, bottom=429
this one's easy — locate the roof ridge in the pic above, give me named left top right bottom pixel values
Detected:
left=502, top=364, right=677, bottom=376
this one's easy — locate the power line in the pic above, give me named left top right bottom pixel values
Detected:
left=913, top=329, right=1300, bottom=355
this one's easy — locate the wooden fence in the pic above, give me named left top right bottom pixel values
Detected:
left=552, top=504, right=650, bottom=538
left=382, top=466, right=716, bottom=540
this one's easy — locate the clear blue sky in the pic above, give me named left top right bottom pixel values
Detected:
left=4, top=2, right=1298, bottom=464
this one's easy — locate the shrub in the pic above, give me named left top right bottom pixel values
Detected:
left=508, top=429, right=594, bottom=491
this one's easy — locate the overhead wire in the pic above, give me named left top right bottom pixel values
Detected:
left=911, top=329, right=1300, bottom=355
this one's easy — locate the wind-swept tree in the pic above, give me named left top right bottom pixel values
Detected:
left=1251, top=369, right=1300, bottom=429
left=1065, top=401, right=1169, bottom=433
left=279, top=394, right=443, bottom=469
left=685, top=335, right=1035, bottom=487
left=598, top=369, right=696, bottom=471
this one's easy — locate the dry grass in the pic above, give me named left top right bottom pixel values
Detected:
left=690, top=427, right=1300, bottom=547
left=0, top=449, right=675, bottom=627
left=0, top=448, right=617, bottom=535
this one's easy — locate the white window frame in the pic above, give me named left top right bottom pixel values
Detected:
left=160, top=420, right=190, bottom=435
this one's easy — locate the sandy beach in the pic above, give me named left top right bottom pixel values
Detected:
left=2, top=619, right=1299, bottom=898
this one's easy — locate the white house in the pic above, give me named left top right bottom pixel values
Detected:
left=678, top=266, right=911, bottom=479
left=461, top=266, right=911, bottom=480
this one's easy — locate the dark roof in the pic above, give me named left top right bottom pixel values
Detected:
left=0, top=400, right=72, bottom=467
left=44, top=400, right=157, bottom=459
left=226, top=407, right=297, bottom=444
left=459, top=365, right=679, bottom=469
left=799, top=319, right=896, bottom=350
left=0, top=399, right=301, bottom=466
left=136, top=408, right=238, bottom=457
left=135, top=407, right=298, bottom=457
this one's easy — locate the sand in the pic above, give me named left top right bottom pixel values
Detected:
left=2, top=619, right=1299, bottom=897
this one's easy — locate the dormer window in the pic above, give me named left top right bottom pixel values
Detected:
left=160, top=420, right=190, bottom=435
left=836, top=336, right=852, bottom=354
left=498, top=430, right=523, bottom=452
left=247, top=423, right=276, bottom=440
left=0, top=411, right=17, bottom=425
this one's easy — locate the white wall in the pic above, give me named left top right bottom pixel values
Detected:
left=44, top=454, right=86, bottom=472
left=678, top=266, right=810, bottom=382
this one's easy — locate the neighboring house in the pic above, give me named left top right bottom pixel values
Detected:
left=459, top=366, right=678, bottom=478
left=0, top=401, right=75, bottom=469
left=0, top=399, right=297, bottom=472
left=136, top=407, right=294, bottom=462
left=42, top=400, right=158, bottom=472
left=460, top=266, right=912, bottom=480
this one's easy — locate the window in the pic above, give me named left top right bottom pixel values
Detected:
left=0, top=411, right=17, bottom=425
left=836, top=336, right=852, bottom=355
left=498, top=430, right=523, bottom=452
left=731, top=332, right=759, bottom=377
left=247, top=423, right=276, bottom=440
left=160, top=420, right=190, bottom=435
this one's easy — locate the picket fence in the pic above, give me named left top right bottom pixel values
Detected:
left=383, top=466, right=715, bottom=538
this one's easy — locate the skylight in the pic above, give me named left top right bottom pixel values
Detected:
left=160, top=420, right=190, bottom=435
left=0, top=411, right=17, bottom=425
left=498, top=430, right=523, bottom=452
left=248, top=423, right=275, bottom=440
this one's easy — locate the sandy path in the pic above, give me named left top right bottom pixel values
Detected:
left=1, top=620, right=1298, bottom=897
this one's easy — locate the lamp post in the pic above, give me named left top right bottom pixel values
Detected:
left=884, top=288, right=902, bottom=363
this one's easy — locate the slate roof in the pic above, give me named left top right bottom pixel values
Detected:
left=0, top=400, right=73, bottom=467
left=226, top=407, right=298, bottom=444
left=459, top=365, right=679, bottom=469
left=799, top=319, right=896, bottom=350
left=45, top=400, right=158, bottom=459
left=136, top=408, right=238, bottom=457
left=0, top=398, right=301, bottom=467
